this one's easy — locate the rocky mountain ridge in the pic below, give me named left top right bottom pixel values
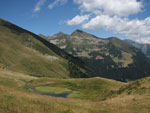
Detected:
left=43, top=30, right=150, bottom=81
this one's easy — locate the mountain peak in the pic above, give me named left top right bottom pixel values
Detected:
left=71, top=29, right=99, bottom=39
left=75, top=29, right=84, bottom=33
left=108, top=37, right=119, bottom=40
left=53, top=32, right=65, bottom=37
left=71, top=29, right=84, bottom=36
left=74, top=29, right=84, bottom=33
left=108, top=37, right=122, bottom=43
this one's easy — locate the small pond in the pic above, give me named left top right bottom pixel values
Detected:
left=25, top=85, right=71, bottom=98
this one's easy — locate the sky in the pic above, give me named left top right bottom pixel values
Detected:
left=0, top=0, right=150, bottom=43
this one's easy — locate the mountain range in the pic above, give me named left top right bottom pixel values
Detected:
left=0, top=18, right=150, bottom=82
left=42, top=30, right=150, bottom=81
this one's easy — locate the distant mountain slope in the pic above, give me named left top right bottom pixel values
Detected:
left=0, top=19, right=95, bottom=78
left=46, top=30, right=150, bottom=81
left=124, top=39, right=150, bottom=58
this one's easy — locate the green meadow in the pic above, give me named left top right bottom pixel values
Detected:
left=1, top=69, right=150, bottom=113
left=29, top=77, right=123, bottom=100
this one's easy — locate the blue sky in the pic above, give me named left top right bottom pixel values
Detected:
left=0, top=0, right=150, bottom=43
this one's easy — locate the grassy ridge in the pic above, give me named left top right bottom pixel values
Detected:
left=112, top=77, right=150, bottom=96
left=0, top=18, right=95, bottom=78
left=0, top=25, right=69, bottom=78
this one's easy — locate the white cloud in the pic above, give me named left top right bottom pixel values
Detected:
left=67, top=15, right=90, bottom=25
left=48, top=0, right=68, bottom=9
left=82, top=15, right=150, bottom=40
left=33, top=0, right=46, bottom=12
left=64, top=0, right=150, bottom=43
left=33, top=0, right=150, bottom=43
left=73, top=0, right=143, bottom=16
left=82, top=15, right=117, bottom=29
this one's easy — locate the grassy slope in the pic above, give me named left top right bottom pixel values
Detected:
left=0, top=69, right=115, bottom=113
left=111, top=77, right=150, bottom=96
left=0, top=86, right=116, bottom=113
left=0, top=26, right=69, bottom=78
left=0, top=18, right=95, bottom=78
left=100, top=77, right=150, bottom=113
left=0, top=70, right=150, bottom=113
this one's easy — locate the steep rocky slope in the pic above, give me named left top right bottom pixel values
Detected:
left=46, top=30, right=150, bottom=81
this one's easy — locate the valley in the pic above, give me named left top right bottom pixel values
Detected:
left=0, top=18, right=150, bottom=113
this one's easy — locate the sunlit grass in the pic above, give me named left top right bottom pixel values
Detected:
left=0, top=85, right=115, bottom=113
left=0, top=69, right=150, bottom=113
